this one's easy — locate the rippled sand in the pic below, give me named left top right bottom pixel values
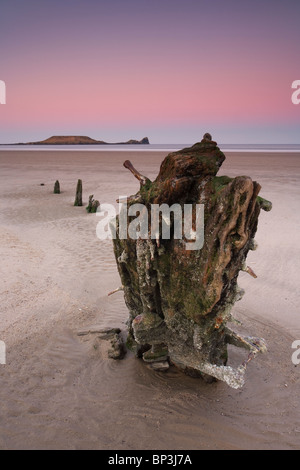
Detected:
left=0, top=150, right=299, bottom=449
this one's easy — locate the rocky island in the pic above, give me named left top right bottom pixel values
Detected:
left=4, top=135, right=150, bottom=145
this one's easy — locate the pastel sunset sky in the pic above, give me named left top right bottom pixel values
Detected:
left=0, top=0, right=299, bottom=144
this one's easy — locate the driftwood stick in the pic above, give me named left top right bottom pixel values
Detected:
left=242, top=264, right=257, bottom=278
left=123, top=160, right=148, bottom=186
left=108, top=286, right=124, bottom=296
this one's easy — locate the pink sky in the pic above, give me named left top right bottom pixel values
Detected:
left=0, top=0, right=299, bottom=143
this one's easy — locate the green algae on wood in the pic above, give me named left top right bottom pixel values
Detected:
left=86, top=195, right=100, bottom=213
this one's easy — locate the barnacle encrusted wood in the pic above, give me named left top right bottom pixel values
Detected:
left=112, top=135, right=271, bottom=389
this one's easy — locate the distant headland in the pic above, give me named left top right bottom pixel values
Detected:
left=2, top=136, right=150, bottom=145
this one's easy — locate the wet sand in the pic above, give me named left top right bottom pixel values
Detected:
left=0, top=149, right=299, bottom=450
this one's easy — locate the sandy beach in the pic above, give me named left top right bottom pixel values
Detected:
left=0, top=149, right=299, bottom=450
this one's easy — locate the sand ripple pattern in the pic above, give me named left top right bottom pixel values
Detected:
left=0, top=150, right=300, bottom=449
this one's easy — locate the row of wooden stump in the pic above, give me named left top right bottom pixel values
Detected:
left=53, top=179, right=100, bottom=213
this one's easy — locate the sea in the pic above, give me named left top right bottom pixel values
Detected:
left=0, top=143, right=300, bottom=152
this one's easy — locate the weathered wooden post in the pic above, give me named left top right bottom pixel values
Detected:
left=74, top=179, right=83, bottom=206
left=54, top=180, right=60, bottom=194
left=86, top=195, right=100, bottom=213
left=111, top=134, right=272, bottom=389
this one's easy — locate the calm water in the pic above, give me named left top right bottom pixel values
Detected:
left=1, top=143, right=300, bottom=152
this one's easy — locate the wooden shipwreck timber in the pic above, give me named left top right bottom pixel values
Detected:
left=111, top=134, right=272, bottom=389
